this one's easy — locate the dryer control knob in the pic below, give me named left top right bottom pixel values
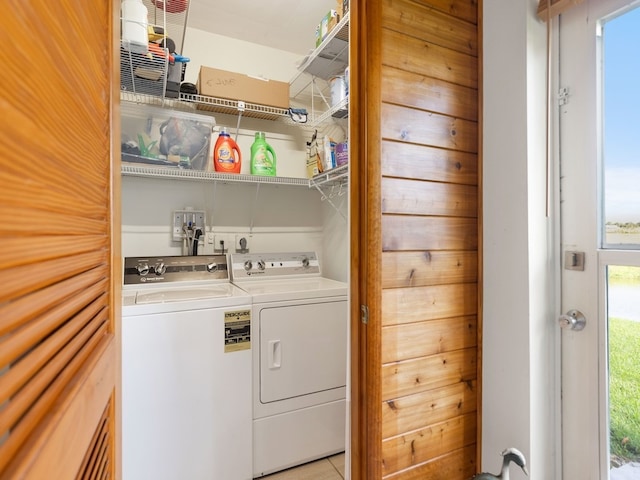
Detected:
left=137, top=263, right=150, bottom=276
left=302, top=257, right=310, bottom=268
left=257, top=260, right=266, bottom=270
left=244, top=260, right=253, bottom=271
left=154, top=263, right=166, bottom=275
left=206, top=263, right=218, bottom=273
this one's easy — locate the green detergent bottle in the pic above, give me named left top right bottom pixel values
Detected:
left=250, top=131, right=277, bottom=176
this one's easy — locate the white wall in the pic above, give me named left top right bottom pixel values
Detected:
left=483, top=1, right=559, bottom=478
left=182, top=27, right=302, bottom=85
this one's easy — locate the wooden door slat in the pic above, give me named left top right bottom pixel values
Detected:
left=381, top=66, right=478, bottom=121
left=409, top=0, right=478, bottom=24
left=382, top=215, right=478, bottom=252
left=382, top=177, right=478, bottom=217
left=0, top=320, right=108, bottom=472
left=0, top=208, right=108, bottom=236
left=381, top=141, right=478, bottom=185
left=382, top=282, right=477, bottom=326
left=0, top=295, right=107, bottom=404
left=382, top=348, right=476, bottom=400
left=383, top=0, right=478, bottom=56
left=0, top=271, right=107, bottom=337
left=0, top=310, right=107, bottom=439
left=382, top=29, right=478, bottom=89
left=382, top=103, right=478, bottom=153
left=0, top=184, right=109, bottom=219
left=0, top=236, right=108, bottom=270
left=382, top=380, right=477, bottom=439
left=90, top=432, right=110, bottom=480
left=382, top=412, right=477, bottom=474
left=381, top=251, right=478, bottom=288
left=77, top=414, right=108, bottom=480
left=382, top=315, right=477, bottom=363
left=0, top=255, right=107, bottom=304
left=382, top=445, right=476, bottom=480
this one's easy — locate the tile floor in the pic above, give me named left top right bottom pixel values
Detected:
left=260, top=453, right=345, bottom=480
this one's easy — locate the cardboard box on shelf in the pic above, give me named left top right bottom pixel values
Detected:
left=327, top=10, right=339, bottom=35
left=336, top=0, right=344, bottom=19
left=197, top=66, right=289, bottom=109
left=317, top=10, right=339, bottom=46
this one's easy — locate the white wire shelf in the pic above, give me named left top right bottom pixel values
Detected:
left=180, top=93, right=291, bottom=121
left=310, top=164, right=349, bottom=188
left=294, top=12, right=350, bottom=81
left=121, top=163, right=349, bottom=189
left=308, top=97, right=349, bottom=127
left=121, top=164, right=311, bottom=186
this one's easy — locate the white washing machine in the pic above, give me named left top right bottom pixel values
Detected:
left=229, top=252, right=348, bottom=478
left=122, top=255, right=253, bottom=480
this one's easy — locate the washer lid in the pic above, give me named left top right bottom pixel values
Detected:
left=135, top=285, right=233, bottom=304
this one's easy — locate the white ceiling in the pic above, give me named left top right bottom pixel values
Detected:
left=185, top=0, right=333, bottom=55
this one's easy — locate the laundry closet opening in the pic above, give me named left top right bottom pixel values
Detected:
left=119, top=1, right=351, bottom=479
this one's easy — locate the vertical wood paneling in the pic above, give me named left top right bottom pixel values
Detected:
left=378, top=0, right=479, bottom=477
left=382, top=29, right=478, bottom=88
left=382, top=380, right=478, bottom=438
left=381, top=141, right=478, bottom=185
left=381, top=66, right=478, bottom=121
left=381, top=412, right=477, bottom=474
left=351, top=0, right=384, bottom=478
left=382, top=251, right=478, bottom=288
left=382, top=103, right=478, bottom=152
left=382, top=177, right=478, bottom=217
left=0, top=0, right=118, bottom=478
left=382, top=0, right=478, bottom=56
left=382, top=315, right=477, bottom=363
left=383, top=445, right=477, bottom=480
left=411, top=0, right=478, bottom=24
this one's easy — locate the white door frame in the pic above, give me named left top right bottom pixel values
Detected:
left=558, top=1, right=640, bottom=478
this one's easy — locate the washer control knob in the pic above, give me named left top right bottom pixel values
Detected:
left=207, top=263, right=218, bottom=273
left=244, top=260, right=253, bottom=271
left=137, top=263, right=150, bottom=276
left=154, top=263, right=166, bottom=275
left=257, top=260, right=266, bottom=271
left=302, top=257, right=310, bottom=268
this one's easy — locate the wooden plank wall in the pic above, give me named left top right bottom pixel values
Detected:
left=379, top=0, right=479, bottom=478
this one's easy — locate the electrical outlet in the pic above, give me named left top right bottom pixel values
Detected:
left=214, top=234, right=233, bottom=254
left=207, top=233, right=214, bottom=244
left=235, top=235, right=250, bottom=253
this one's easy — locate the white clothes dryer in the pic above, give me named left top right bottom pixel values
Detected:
left=122, top=255, right=253, bottom=480
left=230, top=252, right=348, bottom=478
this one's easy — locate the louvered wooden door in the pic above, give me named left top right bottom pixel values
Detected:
left=350, top=0, right=480, bottom=478
left=0, top=1, right=120, bottom=479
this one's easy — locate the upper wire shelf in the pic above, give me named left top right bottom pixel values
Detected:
left=121, top=163, right=348, bottom=189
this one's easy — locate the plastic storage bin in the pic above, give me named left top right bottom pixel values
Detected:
left=121, top=102, right=215, bottom=171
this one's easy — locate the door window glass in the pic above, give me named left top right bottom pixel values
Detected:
left=607, top=265, right=640, bottom=477
left=603, top=7, right=640, bottom=247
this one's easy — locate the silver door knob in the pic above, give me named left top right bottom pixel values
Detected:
left=558, top=309, right=586, bottom=331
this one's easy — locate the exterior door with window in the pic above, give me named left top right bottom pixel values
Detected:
left=559, top=1, right=640, bottom=478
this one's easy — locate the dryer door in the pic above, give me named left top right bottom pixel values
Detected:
left=259, top=300, right=348, bottom=403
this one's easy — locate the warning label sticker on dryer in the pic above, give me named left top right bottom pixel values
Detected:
left=224, top=309, right=251, bottom=353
